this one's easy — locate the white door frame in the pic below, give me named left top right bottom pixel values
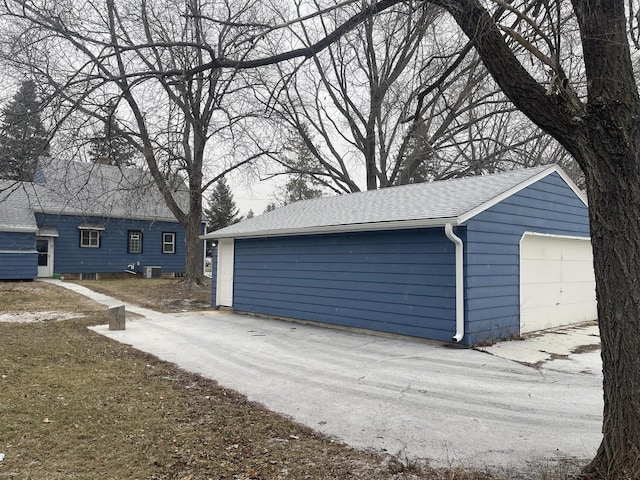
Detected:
left=519, top=232, right=596, bottom=334
left=216, top=238, right=235, bottom=307
left=36, top=236, right=54, bottom=278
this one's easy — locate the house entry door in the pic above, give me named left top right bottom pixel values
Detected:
left=36, top=237, right=54, bottom=278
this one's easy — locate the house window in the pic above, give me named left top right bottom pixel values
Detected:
left=162, top=232, right=176, bottom=254
left=128, top=231, right=143, bottom=254
left=79, top=227, right=102, bottom=248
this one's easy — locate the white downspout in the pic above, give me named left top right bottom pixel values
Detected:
left=445, top=223, right=465, bottom=343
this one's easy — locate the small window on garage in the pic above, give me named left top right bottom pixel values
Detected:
left=128, top=231, right=143, bottom=254
left=162, top=232, right=176, bottom=254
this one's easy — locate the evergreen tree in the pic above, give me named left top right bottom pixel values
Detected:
left=89, top=104, right=136, bottom=167
left=280, top=127, right=323, bottom=205
left=281, top=175, right=323, bottom=205
left=263, top=202, right=276, bottom=213
left=204, top=177, right=241, bottom=233
left=246, top=209, right=254, bottom=219
left=0, top=80, right=49, bottom=181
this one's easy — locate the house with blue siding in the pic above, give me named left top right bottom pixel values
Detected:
left=0, top=160, right=203, bottom=280
left=203, top=165, right=596, bottom=345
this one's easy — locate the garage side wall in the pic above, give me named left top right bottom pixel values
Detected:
left=232, top=229, right=457, bottom=341
left=0, top=231, right=37, bottom=279
left=464, top=172, right=590, bottom=344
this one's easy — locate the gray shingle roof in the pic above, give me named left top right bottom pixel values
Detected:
left=0, top=160, right=192, bottom=231
left=0, top=182, right=38, bottom=232
left=28, top=159, right=187, bottom=221
left=205, top=165, right=572, bottom=239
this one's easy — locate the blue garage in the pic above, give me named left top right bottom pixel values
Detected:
left=204, top=165, right=595, bottom=345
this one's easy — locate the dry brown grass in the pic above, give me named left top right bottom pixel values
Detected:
left=72, top=278, right=212, bottom=312
left=0, top=281, right=583, bottom=479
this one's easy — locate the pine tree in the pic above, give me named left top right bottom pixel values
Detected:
left=263, top=202, right=276, bottom=213
left=246, top=209, right=254, bottom=219
left=280, top=127, right=323, bottom=205
left=0, top=80, right=49, bottom=181
left=281, top=175, right=323, bottom=205
left=204, top=178, right=241, bottom=232
left=89, top=105, right=136, bottom=167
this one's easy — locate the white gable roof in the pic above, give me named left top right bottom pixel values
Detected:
left=204, top=165, right=585, bottom=239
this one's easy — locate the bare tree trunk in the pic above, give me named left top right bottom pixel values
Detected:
left=579, top=100, right=640, bottom=478
left=585, top=161, right=640, bottom=477
left=184, top=208, right=204, bottom=284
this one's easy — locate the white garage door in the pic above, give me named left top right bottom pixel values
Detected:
left=520, top=234, right=597, bottom=334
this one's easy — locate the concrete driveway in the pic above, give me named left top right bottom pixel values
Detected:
left=51, top=281, right=603, bottom=473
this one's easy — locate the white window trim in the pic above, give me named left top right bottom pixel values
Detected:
left=128, top=230, right=143, bottom=254
left=80, top=229, right=101, bottom=248
left=162, top=232, right=176, bottom=254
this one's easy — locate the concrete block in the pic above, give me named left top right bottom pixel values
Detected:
left=108, top=305, right=126, bottom=330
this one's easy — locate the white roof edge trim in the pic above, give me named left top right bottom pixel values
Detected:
left=37, top=230, right=59, bottom=237
left=78, top=225, right=106, bottom=231
left=203, top=216, right=461, bottom=240
left=554, top=166, right=589, bottom=206
left=520, top=231, right=592, bottom=242
left=458, top=165, right=584, bottom=224
left=0, top=226, right=38, bottom=233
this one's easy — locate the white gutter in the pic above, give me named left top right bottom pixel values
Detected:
left=201, top=216, right=460, bottom=240
left=445, top=223, right=465, bottom=343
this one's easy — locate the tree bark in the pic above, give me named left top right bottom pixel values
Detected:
left=584, top=156, right=640, bottom=478
left=571, top=3, right=640, bottom=474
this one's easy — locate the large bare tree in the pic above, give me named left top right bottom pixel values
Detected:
left=259, top=1, right=573, bottom=193
left=0, top=0, right=270, bottom=283
left=424, top=2, right=640, bottom=477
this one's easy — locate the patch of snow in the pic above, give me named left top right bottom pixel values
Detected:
left=0, top=311, right=82, bottom=323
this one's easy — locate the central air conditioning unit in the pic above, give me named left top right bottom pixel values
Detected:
left=143, top=266, right=162, bottom=279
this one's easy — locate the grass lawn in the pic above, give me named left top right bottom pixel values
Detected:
left=72, top=277, right=212, bottom=313
left=0, top=280, right=576, bottom=479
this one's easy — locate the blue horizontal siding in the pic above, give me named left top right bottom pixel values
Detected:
left=463, top=172, right=590, bottom=344
left=0, top=232, right=37, bottom=279
left=232, top=229, right=457, bottom=341
left=35, top=213, right=187, bottom=274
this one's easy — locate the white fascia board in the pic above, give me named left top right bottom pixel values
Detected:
left=457, top=165, right=583, bottom=224
left=204, top=217, right=460, bottom=240
left=77, top=224, right=106, bottom=231
left=554, top=167, right=588, bottom=206
left=0, top=226, right=38, bottom=233
left=520, top=231, right=592, bottom=242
